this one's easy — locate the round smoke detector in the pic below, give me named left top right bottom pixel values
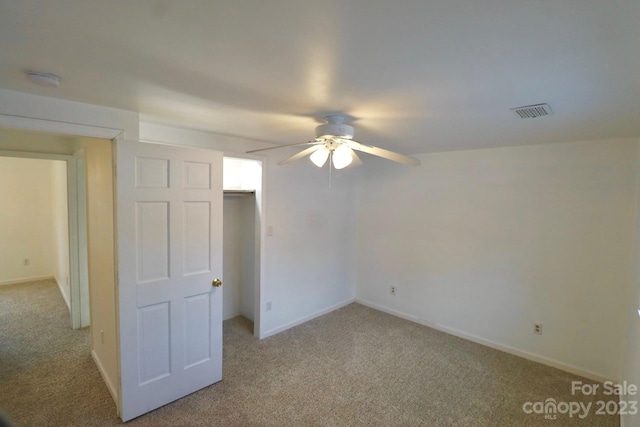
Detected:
left=315, top=115, right=354, bottom=139
left=25, top=71, right=61, bottom=87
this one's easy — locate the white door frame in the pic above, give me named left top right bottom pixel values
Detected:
left=74, top=150, right=91, bottom=327
left=223, top=153, right=267, bottom=339
left=0, top=111, right=124, bottom=330
left=0, top=114, right=125, bottom=140
left=0, top=149, right=86, bottom=327
left=0, top=112, right=124, bottom=412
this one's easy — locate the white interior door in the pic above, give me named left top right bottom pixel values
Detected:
left=116, top=141, right=223, bottom=421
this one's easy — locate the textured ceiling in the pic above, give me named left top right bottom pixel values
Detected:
left=1, top=0, right=639, bottom=154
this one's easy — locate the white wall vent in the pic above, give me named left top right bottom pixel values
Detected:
left=510, top=103, right=553, bottom=119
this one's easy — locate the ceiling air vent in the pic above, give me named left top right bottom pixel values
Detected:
left=510, top=103, right=553, bottom=119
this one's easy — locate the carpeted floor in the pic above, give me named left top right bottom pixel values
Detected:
left=0, top=280, right=620, bottom=426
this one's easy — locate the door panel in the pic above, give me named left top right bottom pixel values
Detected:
left=184, top=293, right=212, bottom=368
left=135, top=157, right=169, bottom=188
left=136, top=201, right=170, bottom=282
left=138, top=302, right=171, bottom=384
left=117, top=141, right=223, bottom=421
left=183, top=202, right=211, bottom=275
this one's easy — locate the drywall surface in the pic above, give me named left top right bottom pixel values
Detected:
left=223, top=195, right=244, bottom=320
left=355, top=138, right=638, bottom=381
left=0, top=157, right=54, bottom=284
left=262, top=157, right=356, bottom=335
left=621, top=138, right=640, bottom=427
left=83, top=139, right=119, bottom=400
left=141, top=122, right=357, bottom=337
left=224, top=157, right=261, bottom=191
left=50, top=160, right=70, bottom=306
left=240, top=194, right=256, bottom=321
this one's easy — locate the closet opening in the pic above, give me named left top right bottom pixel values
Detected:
left=222, top=157, right=263, bottom=337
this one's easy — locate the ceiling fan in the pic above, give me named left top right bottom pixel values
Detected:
left=246, top=115, right=421, bottom=169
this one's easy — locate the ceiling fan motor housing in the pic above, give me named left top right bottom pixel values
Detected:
left=315, top=115, right=354, bottom=139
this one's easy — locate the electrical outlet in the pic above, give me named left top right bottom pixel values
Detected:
left=534, top=324, right=543, bottom=335
left=390, top=286, right=396, bottom=296
left=266, top=301, right=272, bottom=312
left=23, top=258, right=30, bottom=266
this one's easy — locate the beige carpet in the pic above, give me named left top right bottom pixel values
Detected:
left=0, top=280, right=619, bottom=426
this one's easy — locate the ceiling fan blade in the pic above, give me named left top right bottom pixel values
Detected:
left=340, top=139, right=421, bottom=166
left=277, top=145, right=322, bottom=165
left=350, top=149, right=363, bottom=167
left=246, top=140, right=322, bottom=154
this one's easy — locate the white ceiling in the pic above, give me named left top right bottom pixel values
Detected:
left=1, top=0, right=639, bottom=154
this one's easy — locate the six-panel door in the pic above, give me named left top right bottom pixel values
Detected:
left=117, top=141, right=223, bottom=421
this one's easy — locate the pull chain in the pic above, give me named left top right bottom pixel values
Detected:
left=329, top=151, right=333, bottom=189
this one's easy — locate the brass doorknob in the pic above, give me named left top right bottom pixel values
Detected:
left=212, top=278, right=222, bottom=287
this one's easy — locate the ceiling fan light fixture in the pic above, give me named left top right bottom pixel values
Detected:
left=310, top=146, right=330, bottom=167
left=315, top=115, right=354, bottom=140
left=332, top=144, right=353, bottom=169
left=246, top=113, right=421, bottom=170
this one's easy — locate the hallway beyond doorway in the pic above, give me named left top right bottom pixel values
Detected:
left=0, top=279, right=117, bottom=425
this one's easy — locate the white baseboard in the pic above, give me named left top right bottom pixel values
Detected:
left=92, top=349, right=118, bottom=404
left=355, top=298, right=612, bottom=384
left=0, top=275, right=54, bottom=286
left=54, top=276, right=71, bottom=312
left=262, top=297, right=355, bottom=339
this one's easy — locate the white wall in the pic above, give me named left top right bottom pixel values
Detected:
left=240, top=194, right=256, bottom=321
left=224, top=157, right=262, bottom=191
left=141, top=122, right=357, bottom=337
left=355, top=138, right=638, bottom=381
left=83, top=138, right=119, bottom=402
left=0, top=154, right=71, bottom=309
left=0, top=157, right=54, bottom=285
left=621, top=137, right=640, bottom=427
left=263, top=158, right=356, bottom=335
left=223, top=195, right=242, bottom=320
left=50, top=160, right=70, bottom=307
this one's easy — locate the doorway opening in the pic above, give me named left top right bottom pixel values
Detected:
left=0, top=126, right=119, bottom=405
left=0, top=151, right=89, bottom=329
left=0, top=156, right=71, bottom=298
left=223, top=156, right=263, bottom=337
